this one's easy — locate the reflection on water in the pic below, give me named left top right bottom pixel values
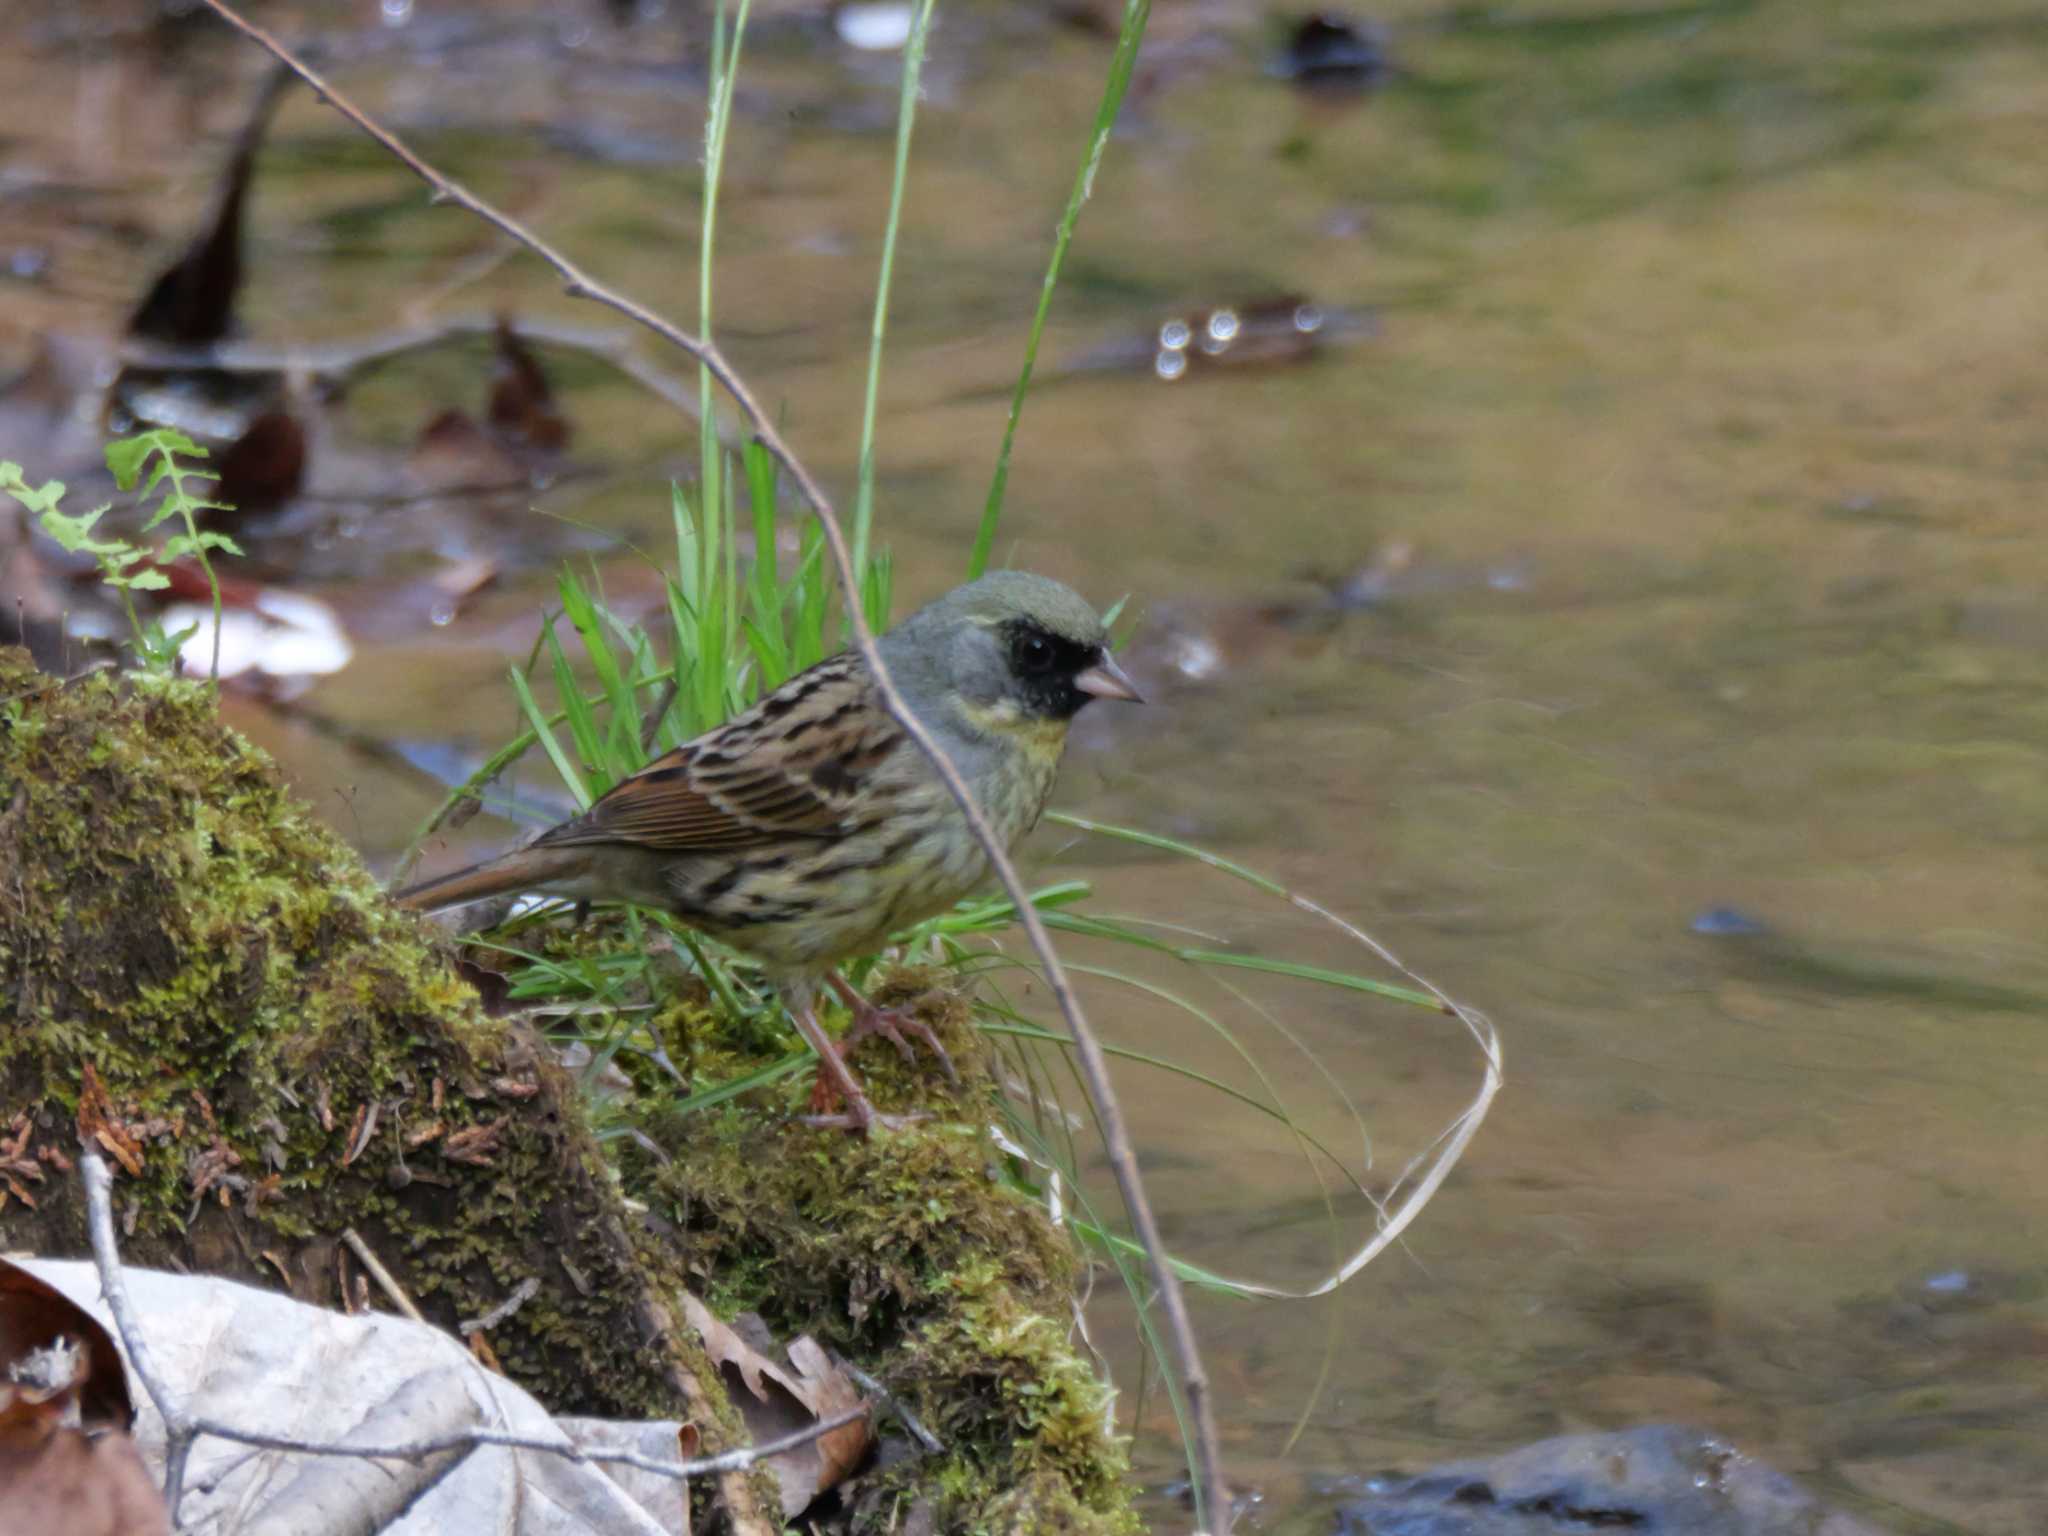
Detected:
left=6, top=1, right=2046, bottom=1528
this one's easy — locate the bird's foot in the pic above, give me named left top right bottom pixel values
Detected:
left=828, top=974, right=960, bottom=1084
left=797, top=1101, right=930, bottom=1135
left=800, top=1063, right=928, bottom=1134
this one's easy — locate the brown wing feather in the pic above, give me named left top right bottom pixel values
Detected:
left=533, top=652, right=900, bottom=855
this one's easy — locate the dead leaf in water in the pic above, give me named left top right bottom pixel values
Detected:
left=488, top=314, right=569, bottom=454
left=682, top=1291, right=870, bottom=1517
left=127, top=67, right=293, bottom=347
left=214, top=408, right=307, bottom=512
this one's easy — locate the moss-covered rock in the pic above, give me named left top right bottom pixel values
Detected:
left=0, top=650, right=1138, bottom=1534
left=642, top=1017, right=1136, bottom=1533
left=0, top=649, right=779, bottom=1527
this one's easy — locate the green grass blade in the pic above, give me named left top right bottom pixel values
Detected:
left=852, top=0, right=939, bottom=583
left=542, top=617, right=607, bottom=787
left=1179, top=949, right=1443, bottom=1011
left=1045, top=810, right=1290, bottom=896
left=700, top=0, right=756, bottom=527
left=670, top=1052, right=811, bottom=1116
left=970, top=0, right=1153, bottom=577
left=1068, top=1220, right=1256, bottom=1298
left=509, top=663, right=591, bottom=810
left=977, top=1017, right=1367, bottom=1197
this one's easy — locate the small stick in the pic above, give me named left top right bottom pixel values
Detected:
left=340, top=1227, right=426, bottom=1324
left=180, top=1401, right=869, bottom=1482
left=842, top=1362, right=942, bottom=1456
left=118, top=314, right=703, bottom=424
left=457, top=1276, right=540, bottom=1336
left=81, top=1145, right=198, bottom=1520
left=79, top=1149, right=870, bottom=1507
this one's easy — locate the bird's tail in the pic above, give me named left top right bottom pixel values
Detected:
left=390, top=845, right=591, bottom=914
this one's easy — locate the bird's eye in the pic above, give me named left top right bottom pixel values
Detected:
left=1013, top=633, right=1058, bottom=675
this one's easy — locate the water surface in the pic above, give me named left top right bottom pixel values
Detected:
left=6, top=2, right=2045, bottom=1528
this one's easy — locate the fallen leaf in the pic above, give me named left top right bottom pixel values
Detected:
left=75, top=1064, right=142, bottom=1178
left=214, top=408, right=307, bottom=512
left=128, top=67, right=291, bottom=347
left=488, top=314, right=569, bottom=454
left=410, top=407, right=529, bottom=490
left=0, top=1415, right=169, bottom=1536
left=682, top=1291, right=870, bottom=1517
left=442, top=1119, right=503, bottom=1167
left=0, top=1257, right=132, bottom=1433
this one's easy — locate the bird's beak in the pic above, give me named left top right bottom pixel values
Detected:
left=1074, top=651, right=1144, bottom=704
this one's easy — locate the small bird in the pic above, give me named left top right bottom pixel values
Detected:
left=394, top=571, right=1142, bottom=1131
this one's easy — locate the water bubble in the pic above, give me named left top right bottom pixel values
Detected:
left=1154, top=349, right=1187, bottom=381
left=429, top=598, right=458, bottom=628
left=1168, top=633, right=1222, bottom=680
left=1158, top=318, right=1191, bottom=351
left=1293, top=303, right=1324, bottom=334
left=1206, top=308, right=1240, bottom=343
left=837, top=2, right=915, bottom=50
left=380, top=0, right=413, bottom=24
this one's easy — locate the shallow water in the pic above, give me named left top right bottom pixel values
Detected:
left=7, top=1, right=2047, bottom=1529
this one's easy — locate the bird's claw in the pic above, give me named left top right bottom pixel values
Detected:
left=797, top=1105, right=931, bottom=1135
left=802, top=1055, right=930, bottom=1135
left=841, top=1001, right=960, bottom=1084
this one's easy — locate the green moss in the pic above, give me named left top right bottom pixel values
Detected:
left=639, top=982, right=1138, bottom=1535
left=0, top=650, right=1139, bottom=1532
left=0, top=651, right=682, bottom=1420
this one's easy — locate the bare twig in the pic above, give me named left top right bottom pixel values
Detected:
left=458, top=1275, right=540, bottom=1336
left=181, top=1402, right=869, bottom=1482
left=842, top=1361, right=943, bottom=1456
left=119, top=314, right=702, bottom=423
left=81, top=1145, right=198, bottom=1518
left=79, top=1149, right=870, bottom=1514
left=191, top=3, right=1232, bottom=1523
left=340, top=1227, right=426, bottom=1324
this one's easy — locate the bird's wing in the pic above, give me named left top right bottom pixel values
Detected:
left=534, top=652, right=903, bottom=854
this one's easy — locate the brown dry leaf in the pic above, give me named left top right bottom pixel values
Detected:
left=442, top=1119, right=504, bottom=1167
left=0, top=1257, right=132, bottom=1433
left=214, top=409, right=308, bottom=513
left=410, top=408, right=529, bottom=491
left=127, top=67, right=290, bottom=348
left=682, top=1291, right=870, bottom=1518
left=187, top=1139, right=242, bottom=1201
left=488, top=314, right=570, bottom=454
left=74, top=1063, right=142, bottom=1178
left=0, top=1415, right=169, bottom=1536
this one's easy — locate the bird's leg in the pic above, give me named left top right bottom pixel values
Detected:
left=788, top=1002, right=920, bottom=1135
left=826, top=971, right=959, bottom=1084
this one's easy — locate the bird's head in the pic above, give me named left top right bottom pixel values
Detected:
left=885, top=571, right=1142, bottom=742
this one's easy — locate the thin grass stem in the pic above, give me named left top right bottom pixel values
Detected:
left=970, top=0, right=1152, bottom=578
left=852, top=0, right=939, bottom=588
